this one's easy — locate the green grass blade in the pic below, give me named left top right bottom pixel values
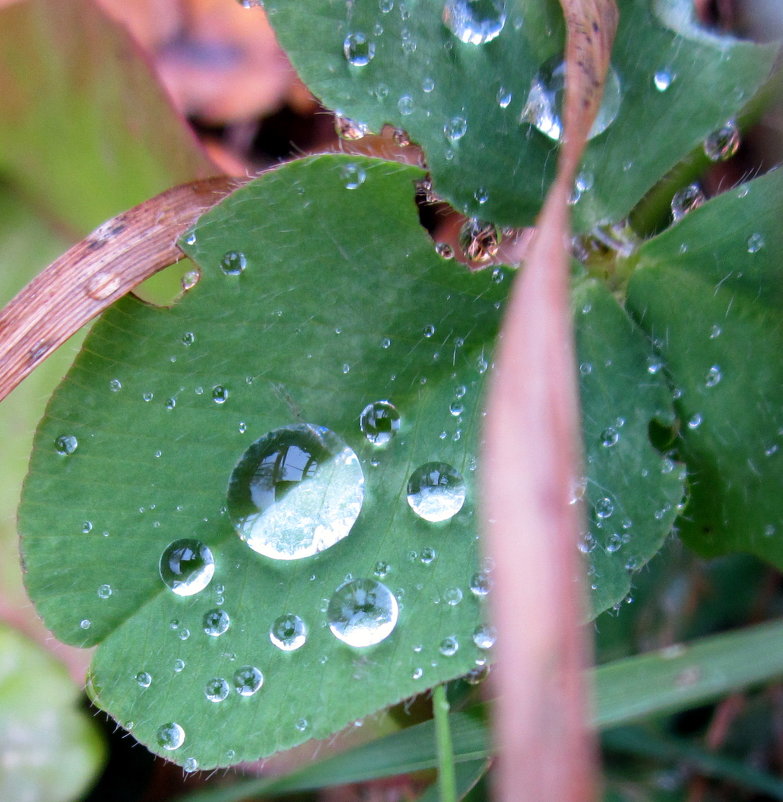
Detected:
left=433, top=684, right=457, bottom=802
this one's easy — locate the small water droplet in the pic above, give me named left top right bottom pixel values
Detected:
left=233, top=665, right=264, bottom=696
left=671, top=184, right=705, bottom=221
left=54, top=435, right=78, bottom=456
left=220, top=251, right=247, bottom=276
left=443, top=115, right=468, bottom=142
left=109, top=378, right=122, bottom=392
left=687, top=413, right=703, bottom=429
left=439, top=636, right=459, bottom=656
left=379, top=0, right=393, bottom=11
left=295, top=718, right=309, bottom=732
left=703, top=120, right=740, bottom=162
left=600, top=426, right=619, bottom=448
left=472, top=623, right=496, bottom=649
left=335, top=115, right=368, bottom=141
left=181, top=270, right=200, bottom=291
left=211, top=385, right=229, bottom=404
left=653, top=70, right=673, bottom=91
left=464, top=665, right=490, bottom=685
left=343, top=32, right=375, bottom=66
left=159, top=539, right=215, bottom=596
left=442, top=0, right=507, bottom=45
left=434, top=242, right=455, bottom=262
left=412, top=666, right=424, bottom=679
left=156, top=722, right=185, bottom=750
left=444, top=587, right=463, bottom=606
left=97, top=584, right=112, bottom=599
left=270, top=613, right=308, bottom=651
left=327, top=578, right=399, bottom=647
left=594, top=497, right=615, bottom=519
left=422, top=76, right=435, bottom=93
left=360, top=401, right=401, bottom=446
left=135, top=671, right=151, bottom=688
left=79, top=618, right=91, bottom=630
left=174, top=658, right=186, bottom=673
left=521, top=57, right=621, bottom=141
left=82, top=521, right=93, bottom=534
left=449, top=401, right=464, bottom=417
left=203, top=608, right=230, bottom=637
left=165, top=397, right=176, bottom=411
left=397, top=95, right=414, bottom=115
left=746, top=232, right=765, bottom=253
left=420, top=547, right=437, bottom=564
left=407, top=462, right=466, bottom=522
left=205, top=677, right=230, bottom=703
left=184, top=231, right=197, bottom=246
left=470, top=570, right=492, bottom=596
left=496, top=86, right=512, bottom=107
left=228, top=424, right=364, bottom=560
left=705, top=365, right=722, bottom=388
left=579, top=362, right=593, bottom=376
left=709, top=324, right=722, bottom=339
left=373, top=560, right=390, bottom=578
left=458, top=218, right=502, bottom=263
left=183, top=757, right=199, bottom=773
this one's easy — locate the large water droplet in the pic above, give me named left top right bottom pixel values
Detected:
left=521, top=57, right=621, bottom=142
left=220, top=251, right=247, bottom=276
left=233, top=665, right=264, bottom=696
left=227, top=424, right=364, bottom=560
left=205, top=677, right=230, bottom=703
left=54, top=434, right=78, bottom=456
left=344, top=32, right=375, bottom=66
left=203, top=608, right=230, bottom=637
left=407, top=463, right=466, bottom=522
left=360, top=401, right=401, bottom=445
left=156, top=722, right=185, bottom=750
left=458, top=219, right=502, bottom=263
left=671, top=184, right=705, bottom=221
left=442, top=0, right=507, bottom=45
left=269, top=613, right=308, bottom=651
left=703, top=120, right=740, bottom=162
left=443, top=115, right=468, bottom=142
left=159, top=539, right=215, bottom=596
left=327, top=578, right=399, bottom=647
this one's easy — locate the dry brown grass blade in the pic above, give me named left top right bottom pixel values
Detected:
left=0, top=176, right=240, bottom=403
left=482, top=2, right=618, bottom=801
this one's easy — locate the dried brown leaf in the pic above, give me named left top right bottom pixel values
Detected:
left=0, top=177, right=240, bottom=403
left=482, top=2, right=618, bottom=800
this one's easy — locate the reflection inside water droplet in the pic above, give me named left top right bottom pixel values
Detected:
left=233, top=665, right=264, bottom=696
left=521, top=56, right=621, bottom=142
left=327, top=578, right=399, bottom=647
left=205, top=677, right=230, bottom=703
left=343, top=32, right=375, bottom=66
left=442, top=0, right=507, bottom=45
left=703, top=120, right=740, bottom=162
left=159, top=539, right=215, bottom=596
left=360, top=401, right=401, bottom=446
left=270, top=613, right=308, bottom=651
left=407, top=462, right=466, bottom=522
left=203, top=608, right=230, bottom=637
left=671, top=184, right=705, bottom=221
left=220, top=251, right=246, bottom=276
left=54, top=435, right=78, bottom=456
left=227, top=424, right=364, bottom=560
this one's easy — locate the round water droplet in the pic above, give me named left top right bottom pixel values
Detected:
left=335, top=115, right=368, bottom=141
left=703, top=120, right=740, bottom=162
left=458, top=218, right=502, bottom=263
left=521, top=56, right=621, bottom=142
left=444, top=587, right=463, bottom=606
left=474, top=186, right=489, bottom=205
left=449, top=401, right=464, bottom=417
left=82, top=521, right=93, bottom=534
left=159, top=539, right=215, bottom=596
left=687, top=413, right=703, bottom=429
left=439, top=636, right=459, bottom=656
left=205, top=677, right=230, bottom=703
left=181, top=270, right=200, bottom=291
left=203, top=608, right=230, bottom=637
left=270, top=613, right=308, bottom=651
left=435, top=242, right=454, bottom=259
left=135, top=671, right=151, bottom=688
left=472, top=623, right=496, bottom=649
left=600, top=426, right=619, bottom=448
left=420, top=547, right=437, bottom=564
left=341, top=162, right=366, bottom=190
left=295, top=718, right=309, bottom=732
left=594, top=497, right=615, bottom=519
left=97, top=584, right=112, bottom=599
left=464, top=665, right=490, bottom=685
left=233, top=665, right=264, bottom=696
left=79, top=618, right=91, bottom=630
left=343, top=32, right=375, bottom=66
left=54, top=435, right=78, bottom=456
left=671, top=184, right=705, bottom=221
left=746, top=232, right=765, bottom=253
left=443, top=115, right=467, bottom=142
left=212, top=385, right=229, bottom=404
left=407, top=462, right=466, bottom=522
left=373, top=560, right=390, bottom=578
left=470, top=570, right=492, bottom=596
left=227, top=424, right=364, bottom=560
left=442, top=0, right=507, bottom=45
left=109, top=378, right=122, bottom=392
left=653, top=70, right=673, bottom=91
left=157, top=722, right=185, bottom=751
left=220, top=251, right=247, bottom=276
left=360, top=401, right=401, bottom=446
left=327, top=578, right=399, bottom=647
left=496, top=86, right=512, bottom=107
left=183, top=757, right=199, bottom=774
left=705, top=365, right=722, bottom=388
